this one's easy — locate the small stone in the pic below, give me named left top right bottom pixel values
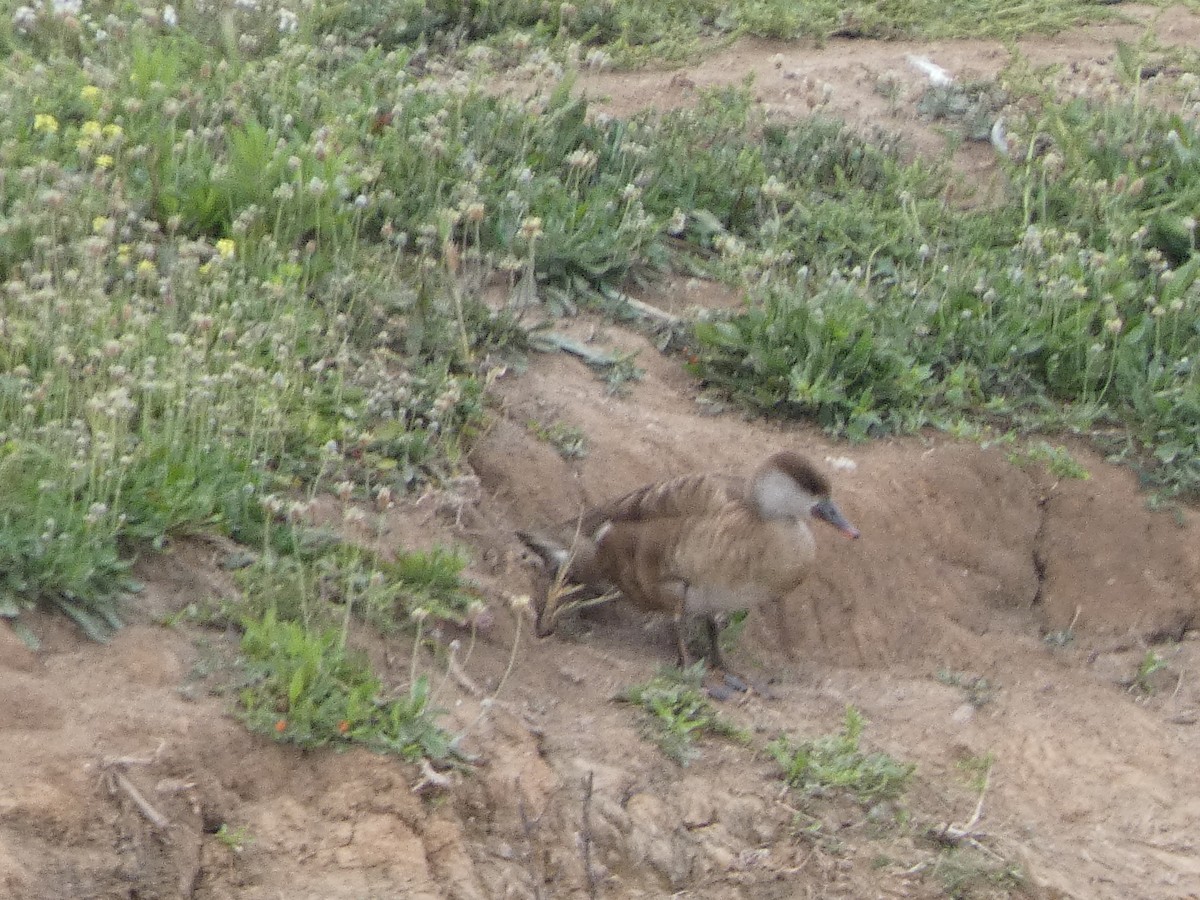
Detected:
left=867, top=801, right=896, bottom=823
left=951, top=702, right=975, bottom=725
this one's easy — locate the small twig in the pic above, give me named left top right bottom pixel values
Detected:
left=580, top=772, right=598, bottom=900
left=615, top=294, right=681, bottom=326
left=411, top=758, right=454, bottom=795
left=533, top=332, right=620, bottom=368
left=777, top=846, right=817, bottom=876
left=102, top=741, right=166, bottom=769
left=108, top=771, right=172, bottom=830
left=927, top=765, right=997, bottom=855
left=447, top=646, right=484, bottom=698
left=1171, top=668, right=1185, bottom=701
left=962, top=767, right=989, bottom=833
left=536, top=515, right=620, bottom=637
left=517, top=779, right=546, bottom=900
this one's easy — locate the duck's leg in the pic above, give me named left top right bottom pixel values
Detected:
left=703, top=615, right=727, bottom=671
left=700, top=614, right=751, bottom=695
left=653, top=580, right=692, bottom=669
left=672, top=608, right=692, bottom=669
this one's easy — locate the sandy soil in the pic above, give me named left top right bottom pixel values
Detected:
left=4, top=14, right=1200, bottom=900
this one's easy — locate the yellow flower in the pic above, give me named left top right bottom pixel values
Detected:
left=92, top=216, right=111, bottom=234
left=117, top=244, right=132, bottom=265
left=33, top=114, right=59, bottom=134
left=80, top=85, right=102, bottom=103
left=136, top=260, right=157, bottom=278
left=216, top=238, right=236, bottom=259
left=102, top=123, right=123, bottom=141
left=76, top=138, right=92, bottom=154
left=81, top=120, right=103, bottom=140
left=95, top=154, right=115, bottom=170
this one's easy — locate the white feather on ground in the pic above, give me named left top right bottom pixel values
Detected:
left=906, top=54, right=954, bottom=86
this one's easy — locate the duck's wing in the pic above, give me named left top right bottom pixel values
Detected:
left=580, top=473, right=745, bottom=533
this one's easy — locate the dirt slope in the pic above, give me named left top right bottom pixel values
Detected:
left=4, top=18, right=1200, bottom=900
left=4, top=294, right=1198, bottom=899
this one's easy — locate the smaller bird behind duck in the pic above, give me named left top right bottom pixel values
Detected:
left=518, top=451, right=859, bottom=671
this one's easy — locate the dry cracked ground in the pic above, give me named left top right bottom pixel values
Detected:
left=4, top=9, right=1200, bottom=900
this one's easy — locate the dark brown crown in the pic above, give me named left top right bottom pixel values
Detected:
left=761, top=451, right=830, bottom=498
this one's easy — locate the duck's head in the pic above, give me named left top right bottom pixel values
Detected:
left=750, top=452, right=860, bottom=539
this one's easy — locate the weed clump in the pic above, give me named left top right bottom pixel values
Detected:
left=768, top=706, right=914, bottom=803
left=237, top=610, right=454, bottom=762
left=691, top=73, right=1200, bottom=499
left=618, top=664, right=748, bottom=765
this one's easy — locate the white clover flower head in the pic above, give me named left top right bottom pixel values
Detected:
left=565, top=148, right=598, bottom=171
left=761, top=175, right=786, bottom=201
left=508, top=594, right=532, bottom=612
left=12, top=6, right=37, bottom=30
left=278, top=7, right=298, bottom=33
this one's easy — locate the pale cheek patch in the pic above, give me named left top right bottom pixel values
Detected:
left=752, top=469, right=808, bottom=520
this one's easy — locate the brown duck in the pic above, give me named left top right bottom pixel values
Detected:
left=519, top=451, right=859, bottom=669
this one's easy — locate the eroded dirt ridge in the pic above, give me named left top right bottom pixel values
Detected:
left=4, top=291, right=1199, bottom=899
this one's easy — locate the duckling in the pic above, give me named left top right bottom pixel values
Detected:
left=519, top=451, right=859, bottom=670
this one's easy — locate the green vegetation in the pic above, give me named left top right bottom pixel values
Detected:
left=312, top=0, right=1133, bottom=64
left=619, top=664, right=749, bottom=765
left=1131, top=648, right=1170, bottom=694
left=232, top=543, right=480, bottom=632
left=935, top=668, right=997, bottom=708
left=955, top=752, right=995, bottom=794
left=213, top=823, right=254, bottom=854
left=691, top=72, right=1200, bottom=498
left=527, top=418, right=588, bottom=459
left=237, top=609, right=454, bottom=761
left=768, top=706, right=914, bottom=802
left=4, top=0, right=1200, bottom=769
left=935, top=850, right=1028, bottom=899
left=1009, top=441, right=1091, bottom=481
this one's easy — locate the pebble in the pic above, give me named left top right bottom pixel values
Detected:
left=951, top=702, right=975, bottom=725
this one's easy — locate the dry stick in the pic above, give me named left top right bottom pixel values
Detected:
left=450, top=600, right=527, bottom=747
left=539, top=512, right=619, bottom=636
left=447, top=642, right=484, bottom=697
left=517, top=780, right=545, bottom=900
left=580, top=772, right=598, bottom=900
left=102, top=744, right=166, bottom=769
left=1171, top=667, right=1185, bottom=701
left=927, top=766, right=1005, bottom=860
left=536, top=511, right=588, bottom=636
left=411, top=758, right=454, bottom=795
left=615, top=293, right=681, bottom=326
left=108, top=771, right=172, bottom=830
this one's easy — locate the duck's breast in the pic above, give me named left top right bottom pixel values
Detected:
left=674, top=515, right=817, bottom=614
